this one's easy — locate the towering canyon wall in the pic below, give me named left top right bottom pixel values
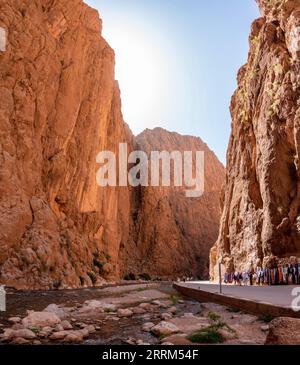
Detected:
left=0, top=0, right=133, bottom=289
left=211, top=0, right=300, bottom=279
left=0, top=0, right=224, bottom=289
left=122, top=128, right=225, bottom=280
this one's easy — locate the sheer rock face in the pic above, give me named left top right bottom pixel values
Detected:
left=0, top=1, right=224, bottom=289
left=122, top=128, right=225, bottom=280
left=210, top=0, right=300, bottom=279
left=0, top=0, right=133, bottom=288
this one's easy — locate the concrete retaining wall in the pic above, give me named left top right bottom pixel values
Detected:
left=173, top=283, right=300, bottom=319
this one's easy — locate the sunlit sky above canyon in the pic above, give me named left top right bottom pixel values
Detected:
left=86, top=0, right=260, bottom=164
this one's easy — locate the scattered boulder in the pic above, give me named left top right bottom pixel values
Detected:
left=54, top=324, right=64, bottom=332
left=167, top=306, right=177, bottom=314
left=261, top=325, right=269, bottom=332
left=61, top=320, right=73, bottom=330
left=43, top=304, right=68, bottom=319
left=80, top=300, right=116, bottom=313
left=8, top=317, right=21, bottom=324
left=64, top=332, right=83, bottom=343
left=151, top=321, right=180, bottom=337
left=161, top=334, right=191, bottom=345
left=11, top=337, right=30, bottom=345
left=139, top=303, right=152, bottom=309
left=22, top=311, right=61, bottom=328
left=142, top=322, right=155, bottom=332
left=117, top=308, right=133, bottom=318
left=39, top=327, right=53, bottom=338
left=86, top=325, right=96, bottom=334
left=2, top=328, right=36, bottom=341
left=265, top=317, right=300, bottom=345
left=124, top=337, right=136, bottom=345
left=50, top=331, right=69, bottom=340
left=131, top=307, right=146, bottom=314
left=11, top=323, right=25, bottom=330
left=152, top=300, right=167, bottom=308
left=50, top=329, right=89, bottom=341
left=161, top=313, right=172, bottom=320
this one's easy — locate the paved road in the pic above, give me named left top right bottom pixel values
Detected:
left=179, top=282, right=300, bottom=308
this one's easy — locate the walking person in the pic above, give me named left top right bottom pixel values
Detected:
left=249, top=271, right=253, bottom=286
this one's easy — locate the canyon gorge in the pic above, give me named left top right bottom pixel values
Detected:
left=0, top=0, right=224, bottom=289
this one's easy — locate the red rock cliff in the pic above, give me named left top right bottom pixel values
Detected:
left=0, top=0, right=133, bottom=288
left=0, top=0, right=224, bottom=288
left=211, top=0, right=300, bottom=279
left=122, top=128, right=225, bottom=280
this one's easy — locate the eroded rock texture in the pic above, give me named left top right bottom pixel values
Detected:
left=211, top=0, right=300, bottom=279
left=122, top=128, right=224, bottom=280
left=0, top=0, right=133, bottom=288
left=0, top=1, right=224, bottom=288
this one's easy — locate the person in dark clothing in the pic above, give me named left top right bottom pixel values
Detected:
left=249, top=271, right=253, bottom=286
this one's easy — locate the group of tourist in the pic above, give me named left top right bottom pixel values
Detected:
left=224, top=263, right=300, bottom=286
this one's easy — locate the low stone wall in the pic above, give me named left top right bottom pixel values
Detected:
left=173, top=283, right=300, bottom=319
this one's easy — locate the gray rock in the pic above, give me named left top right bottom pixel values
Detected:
left=117, top=308, right=133, bottom=318
left=22, top=311, right=61, bottom=328
left=161, top=312, right=172, bottom=320
left=151, top=321, right=179, bottom=337
left=43, top=304, right=68, bottom=319
left=142, top=322, right=155, bottom=332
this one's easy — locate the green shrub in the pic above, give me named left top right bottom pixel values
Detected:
left=188, top=325, right=225, bottom=344
left=123, top=272, right=136, bottom=281
left=208, top=312, right=221, bottom=322
left=170, top=294, right=181, bottom=305
left=87, top=271, right=97, bottom=284
left=52, top=280, right=61, bottom=289
left=139, top=273, right=151, bottom=281
left=30, top=327, right=41, bottom=335
left=136, top=287, right=147, bottom=292
left=259, top=314, right=274, bottom=323
left=79, top=276, right=85, bottom=286
left=93, top=258, right=104, bottom=268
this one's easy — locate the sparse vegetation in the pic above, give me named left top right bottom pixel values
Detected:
left=79, top=275, right=85, bottom=286
left=208, top=311, right=221, bottom=322
left=52, top=280, right=61, bottom=289
left=188, top=325, right=225, bottom=344
left=188, top=313, right=235, bottom=344
left=123, top=272, right=136, bottom=281
left=30, top=327, right=41, bottom=335
left=259, top=314, right=274, bottom=323
left=170, top=294, right=181, bottom=305
left=139, top=273, right=151, bottom=281
left=87, top=271, right=97, bottom=284
left=136, top=287, right=147, bottom=292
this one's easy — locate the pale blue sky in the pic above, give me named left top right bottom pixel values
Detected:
left=86, top=0, right=260, bottom=163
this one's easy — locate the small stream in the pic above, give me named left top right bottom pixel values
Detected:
left=0, top=282, right=201, bottom=345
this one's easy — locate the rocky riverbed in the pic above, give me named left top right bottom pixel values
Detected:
left=0, top=282, right=270, bottom=345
